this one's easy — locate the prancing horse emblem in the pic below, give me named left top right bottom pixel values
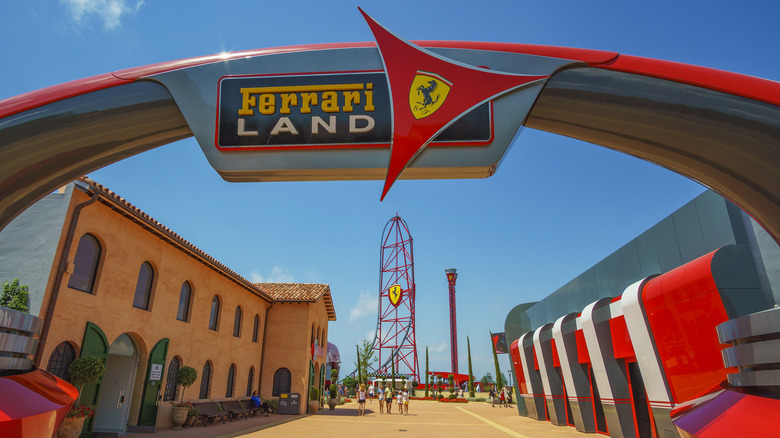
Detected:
left=417, top=80, right=439, bottom=108
left=409, top=72, right=451, bottom=119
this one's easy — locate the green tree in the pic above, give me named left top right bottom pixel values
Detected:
left=448, top=373, right=454, bottom=392
left=356, top=345, right=362, bottom=384
left=391, top=358, right=396, bottom=389
left=176, top=366, right=197, bottom=402
left=342, top=375, right=356, bottom=392
left=480, top=372, right=494, bottom=389
left=354, top=339, right=376, bottom=384
left=496, top=371, right=508, bottom=389
left=69, top=356, right=105, bottom=405
left=467, top=336, right=475, bottom=397
left=1, top=279, right=30, bottom=313
left=491, top=332, right=502, bottom=390
left=424, top=347, right=429, bottom=397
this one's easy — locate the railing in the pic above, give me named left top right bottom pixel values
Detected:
left=717, top=306, right=780, bottom=390
left=0, top=306, right=42, bottom=371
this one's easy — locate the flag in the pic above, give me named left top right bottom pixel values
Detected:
left=491, top=332, right=508, bottom=354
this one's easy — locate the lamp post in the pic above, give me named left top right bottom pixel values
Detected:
left=445, top=268, right=458, bottom=375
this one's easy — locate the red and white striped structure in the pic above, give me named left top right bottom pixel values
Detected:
left=371, top=216, right=420, bottom=381
left=510, top=245, right=780, bottom=437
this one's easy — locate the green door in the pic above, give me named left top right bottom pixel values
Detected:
left=137, top=338, right=169, bottom=426
left=308, top=361, right=315, bottom=413
left=319, top=364, right=325, bottom=399
left=80, top=322, right=109, bottom=437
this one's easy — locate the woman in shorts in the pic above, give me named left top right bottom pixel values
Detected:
left=358, top=384, right=367, bottom=416
left=378, top=385, right=385, bottom=413
left=402, top=388, right=409, bottom=415
left=386, top=386, right=393, bottom=414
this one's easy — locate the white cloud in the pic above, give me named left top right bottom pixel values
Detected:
left=363, top=329, right=376, bottom=342
left=61, top=0, right=144, bottom=29
left=250, top=266, right=295, bottom=283
left=429, top=341, right=448, bottom=353
left=348, top=290, right=377, bottom=323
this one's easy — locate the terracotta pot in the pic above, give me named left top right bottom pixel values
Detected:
left=328, top=398, right=338, bottom=410
left=308, top=400, right=319, bottom=414
left=171, top=406, right=188, bottom=430
left=56, top=417, right=86, bottom=438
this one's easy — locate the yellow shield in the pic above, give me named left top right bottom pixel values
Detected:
left=409, top=72, right=451, bottom=119
left=388, top=284, right=403, bottom=307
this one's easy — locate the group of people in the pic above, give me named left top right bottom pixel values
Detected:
left=488, top=386, right=513, bottom=407
left=357, top=384, right=410, bottom=416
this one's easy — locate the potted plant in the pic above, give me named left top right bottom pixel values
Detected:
left=57, top=356, right=105, bottom=438
left=328, top=369, right=339, bottom=410
left=170, top=366, right=197, bottom=429
left=327, top=384, right=338, bottom=410
left=308, top=387, right=320, bottom=415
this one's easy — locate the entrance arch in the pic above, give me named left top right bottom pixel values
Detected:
left=0, top=42, right=777, bottom=244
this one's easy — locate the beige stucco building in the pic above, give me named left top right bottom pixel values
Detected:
left=0, top=177, right=335, bottom=434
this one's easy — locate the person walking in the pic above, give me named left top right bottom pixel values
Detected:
left=396, top=390, right=403, bottom=418
left=368, top=384, right=374, bottom=404
left=386, top=386, right=393, bottom=414
left=378, top=385, right=385, bottom=413
left=489, top=387, right=495, bottom=407
left=358, top=384, right=367, bottom=416
left=402, top=388, right=410, bottom=416
left=499, top=387, right=506, bottom=407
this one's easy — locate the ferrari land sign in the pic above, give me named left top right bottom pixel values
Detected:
left=216, top=72, right=491, bottom=150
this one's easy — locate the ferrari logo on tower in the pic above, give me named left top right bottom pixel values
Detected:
left=409, top=72, right=451, bottom=119
left=388, top=284, right=403, bottom=307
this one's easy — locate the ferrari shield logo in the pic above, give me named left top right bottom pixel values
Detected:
left=388, top=284, right=403, bottom=307
left=409, top=72, right=451, bottom=119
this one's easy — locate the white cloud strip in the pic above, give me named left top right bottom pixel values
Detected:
left=348, top=290, right=377, bottom=323
left=250, top=266, right=295, bottom=283
left=61, top=0, right=144, bottom=29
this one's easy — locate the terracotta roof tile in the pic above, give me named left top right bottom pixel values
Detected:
left=255, top=283, right=337, bottom=321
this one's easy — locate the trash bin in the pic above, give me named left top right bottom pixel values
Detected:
left=278, top=393, right=301, bottom=415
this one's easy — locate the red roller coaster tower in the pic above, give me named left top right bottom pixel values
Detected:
left=370, top=215, right=419, bottom=381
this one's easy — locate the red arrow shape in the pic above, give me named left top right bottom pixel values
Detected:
left=359, top=8, right=549, bottom=200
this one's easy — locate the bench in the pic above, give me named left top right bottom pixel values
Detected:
left=221, top=400, right=250, bottom=420
left=190, top=402, right=231, bottom=427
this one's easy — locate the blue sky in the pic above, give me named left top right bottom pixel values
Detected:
left=1, top=1, right=777, bottom=382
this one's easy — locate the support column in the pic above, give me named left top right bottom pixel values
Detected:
left=581, top=298, right=636, bottom=438
left=518, top=332, right=546, bottom=420
left=621, top=277, right=680, bottom=438
left=533, top=324, right=567, bottom=425
left=553, top=313, right=596, bottom=433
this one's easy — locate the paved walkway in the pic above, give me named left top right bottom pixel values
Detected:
left=124, top=401, right=585, bottom=438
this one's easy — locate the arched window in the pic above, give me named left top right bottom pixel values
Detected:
left=132, top=262, right=154, bottom=310
left=163, top=357, right=180, bottom=401
left=46, top=342, right=76, bottom=381
left=252, top=315, right=260, bottom=343
left=233, top=306, right=242, bottom=338
left=199, top=361, right=212, bottom=399
left=176, top=282, right=192, bottom=322
left=208, top=296, right=220, bottom=331
left=226, top=364, right=236, bottom=398
left=246, top=366, right=255, bottom=397
left=272, top=368, right=292, bottom=396
left=68, top=234, right=101, bottom=293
